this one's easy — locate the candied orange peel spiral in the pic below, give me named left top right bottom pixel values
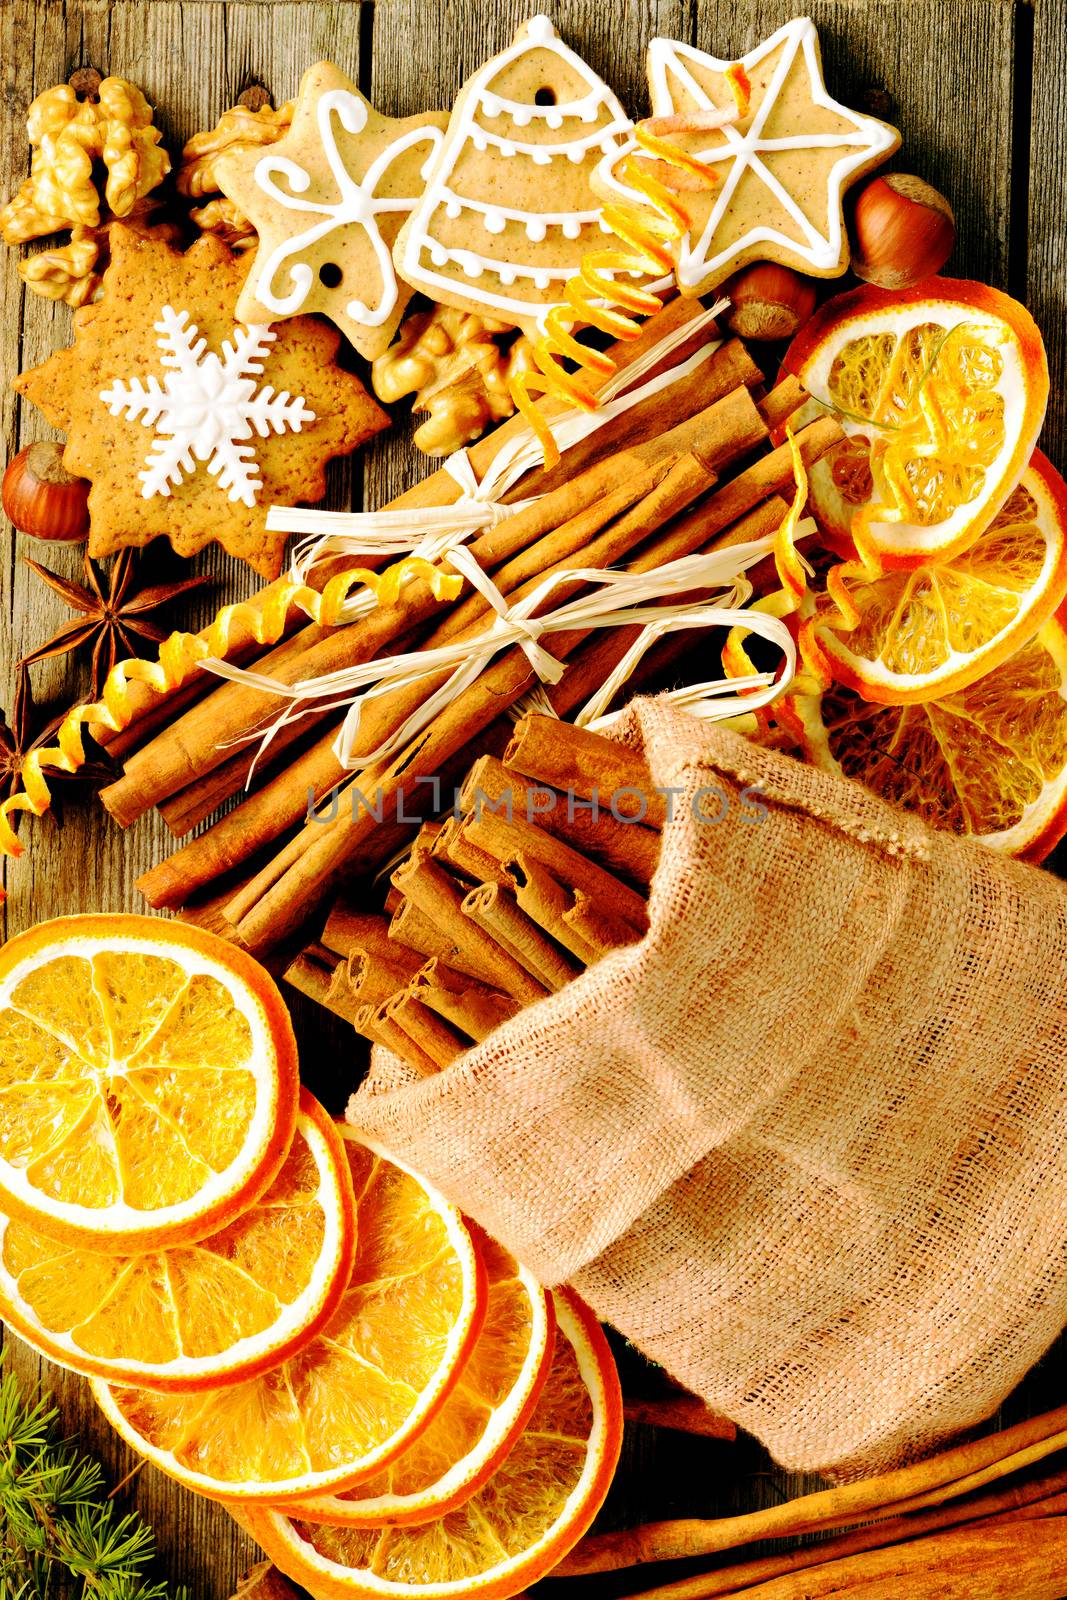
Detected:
left=511, top=65, right=751, bottom=470
left=0, top=553, right=461, bottom=866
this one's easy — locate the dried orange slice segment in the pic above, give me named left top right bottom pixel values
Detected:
left=782, top=279, right=1048, bottom=567
left=92, top=1130, right=486, bottom=1502
left=0, top=1089, right=355, bottom=1392
left=245, top=1291, right=623, bottom=1600
left=292, top=1230, right=554, bottom=1527
left=789, top=602, right=1067, bottom=861
left=810, top=453, right=1067, bottom=703
left=0, top=915, right=298, bottom=1252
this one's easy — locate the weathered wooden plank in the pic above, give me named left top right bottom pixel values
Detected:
left=1029, top=0, right=1065, bottom=473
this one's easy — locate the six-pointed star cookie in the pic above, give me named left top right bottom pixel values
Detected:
left=595, top=17, right=899, bottom=294
left=216, top=62, right=448, bottom=359
left=14, top=228, right=388, bottom=579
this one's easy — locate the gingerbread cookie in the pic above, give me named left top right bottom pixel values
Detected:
left=14, top=227, right=388, bottom=579
left=214, top=63, right=448, bottom=360
left=393, top=15, right=632, bottom=340
left=595, top=18, right=899, bottom=294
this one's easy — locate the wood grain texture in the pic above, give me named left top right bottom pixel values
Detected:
left=0, top=2, right=1062, bottom=1598
left=1030, top=0, right=1066, bottom=472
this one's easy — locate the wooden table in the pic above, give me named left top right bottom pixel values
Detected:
left=1, top=1, right=1064, bottom=1595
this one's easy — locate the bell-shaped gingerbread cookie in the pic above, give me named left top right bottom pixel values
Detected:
left=393, top=15, right=632, bottom=340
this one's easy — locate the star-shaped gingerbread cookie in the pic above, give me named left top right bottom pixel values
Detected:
left=215, top=62, right=448, bottom=359
left=14, top=227, right=388, bottom=579
left=596, top=17, right=899, bottom=294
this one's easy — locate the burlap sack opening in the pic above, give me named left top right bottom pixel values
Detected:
left=349, top=697, right=1067, bottom=1480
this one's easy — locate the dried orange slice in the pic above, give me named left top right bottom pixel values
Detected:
left=292, top=1230, right=554, bottom=1527
left=92, top=1130, right=486, bottom=1502
left=808, top=453, right=1067, bottom=703
left=0, top=915, right=298, bottom=1252
left=0, top=1089, right=355, bottom=1392
left=244, top=1291, right=623, bottom=1600
left=789, top=602, right=1067, bottom=861
left=782, top=278, right=1048, bottom=568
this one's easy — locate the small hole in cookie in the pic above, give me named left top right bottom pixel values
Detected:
left=318, top=262, right=343, bottom=288
left=534, top=87, right=557, bottom=105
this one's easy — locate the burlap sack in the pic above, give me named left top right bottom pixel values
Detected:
left=348, top=697, right=1067, bottom=1479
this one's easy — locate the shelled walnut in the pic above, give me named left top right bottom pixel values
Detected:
left=18, top=199, right=181, bottom=307
left=178, top=99, right=293, bottom=251
left=0, top=74, right=170, bottom=244
left=373, top=303, right=537, bottom=457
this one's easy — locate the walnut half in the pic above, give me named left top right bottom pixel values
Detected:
left=0, top=76, right=170, bottom=244
left=373, top=304, right=537, bottom=457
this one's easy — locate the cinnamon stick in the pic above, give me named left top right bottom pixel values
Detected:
left=321, top=908, right=407, bottom=965
left=387, top=898, right=487, bottom=980
left=506, top=714, right=663, bottom=827
left=461, top=882, right=581, bottom=992
left=461, top=754, right=661, bottom=887
left=554, top=1404, right=1067, bottom=1576
left=410, top=958, right=520, bottom=1042
left=281, top=947, right=338, bottom=1010
left=357, top=1001, right=438, bottom=1077
left=506, top=851, right=599, bottom=964
left=380, top=991, right=468, bottom=1070
left=505, top=851, right=639, bottom=966
left=723, top=1520, right=1067, bottom=1599
left=344, top=948, right=424, bottom=1009
left=460, top=809, right=648, bottom=931
left=566, top=889, right=641, bottom=961
left=391, top=854, right=548, bottom=1005
left=433, top=814, right=509, bottom=885
left=622, top=1397, right=737, bottom=1442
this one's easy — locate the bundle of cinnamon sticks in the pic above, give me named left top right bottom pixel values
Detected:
left=283, top=713, right=663, bottom=1072
left=556, top=1403, right=1067, bottom=1599
left=96, top=297, right=842, bottom=958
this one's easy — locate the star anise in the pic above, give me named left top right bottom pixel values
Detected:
left=0, top=669, right=112, bottom=811
left=18, top=547, right=209, bottom=699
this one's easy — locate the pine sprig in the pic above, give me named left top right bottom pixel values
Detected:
left=0, top=1367, right=189, bottom=1600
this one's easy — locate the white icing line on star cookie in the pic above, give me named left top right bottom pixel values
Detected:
left=99, top=306, right=314, bottom=507
left=603, top=18, right=897, bottom=288
left=252, top=88, right=445, bottom=327
left=398, top=14, right=632, bottom=323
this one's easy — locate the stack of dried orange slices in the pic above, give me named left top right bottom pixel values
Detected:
left=763, top=277, right=1067, bottom=861
left=0, top=913, right=623, bottom=1600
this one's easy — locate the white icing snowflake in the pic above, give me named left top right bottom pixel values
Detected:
left=99, top=306, right=316, bottom=507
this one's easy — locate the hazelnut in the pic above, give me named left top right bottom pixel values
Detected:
left=723, top=263, right=818, bottom=342
left=2, top=442, right=91, bottom=542
left=850, top=174, right=956, bottom=290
